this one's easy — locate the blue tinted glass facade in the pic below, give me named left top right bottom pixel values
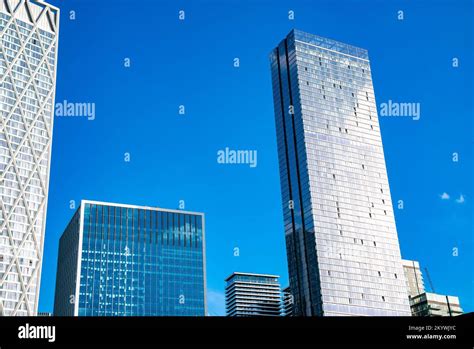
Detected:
left=54, top=201, right=206, bottom=316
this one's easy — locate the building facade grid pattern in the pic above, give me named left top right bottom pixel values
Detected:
left=225, top=273, right=282, bottom=317
left=0, top=0, right=59, bottom=316
left=54, top=201, right=207, bottom=317
left=270, top=29, right=411, bottom=316
left=402, top=259, right=425, bottom=298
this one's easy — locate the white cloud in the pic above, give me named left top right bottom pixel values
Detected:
left=456, top=194, right=465, bottom=204
left=440, top=192, right=450, bottom=200
left=206, top=289, right=226, bottom=316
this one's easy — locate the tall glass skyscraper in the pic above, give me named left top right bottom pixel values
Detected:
left=270, top=29, right=411, bottom=316
left=54, top=200, right=207, bottom=316
left=0, top=0, right=59, bottom=316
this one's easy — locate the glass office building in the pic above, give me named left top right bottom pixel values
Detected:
left=0, top=0, right=59, bottom=316
left=54, top=200, right=207, bottom=316
left=270, top=30, right=411, bottom=316
left=225, top=272, right=281, bottom=317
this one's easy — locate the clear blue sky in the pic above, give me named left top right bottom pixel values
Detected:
left=39, top=0, right=473, bottom=315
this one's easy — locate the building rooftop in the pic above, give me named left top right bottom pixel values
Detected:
left=413, top=292, right=461, bottom=304
left=225, top=272, right=280, bottom=282
left=290, top=29, right=369, bottom=60
left=402, top=259, right=421, bottom=268
left=80, top=199, right=204, bottom=216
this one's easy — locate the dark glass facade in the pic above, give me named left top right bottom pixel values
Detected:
left=270, top=30, right=321, bottom=316
left=54, top=201, right=206, bottom=316
left=282, top=286, right=294, bottom=316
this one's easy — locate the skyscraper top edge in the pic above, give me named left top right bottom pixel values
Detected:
left=1, top=0, right=60, bottom=33
left=81, top=199, right=205, bottom=217
left=1, top=0, right=59, bottom=12
left=286, top=29, right=369, bottom=61
left=30, top=0, right=59, bottom=12
left=402, top=259, right=421, bottom=268
left=79, top=199, right=205, bottom=216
